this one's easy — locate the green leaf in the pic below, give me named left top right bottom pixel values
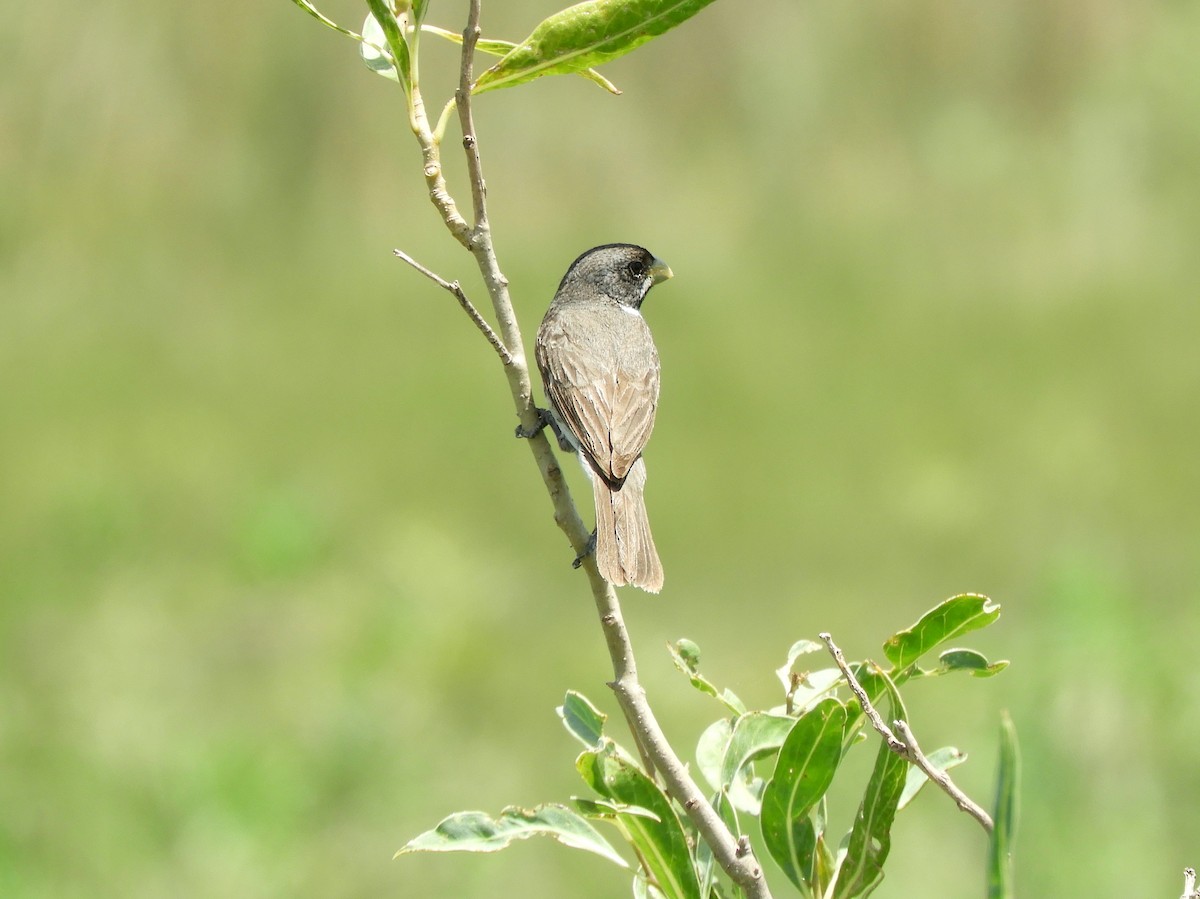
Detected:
left=573, top=797, right=662, bottom=822
left=558, top=690, right=607, bottom=748
left=988, top=712, right=1020, bottom=899
left=360, top=9, right=405, bottom=82
left=720, top=713, right=795, bottom=814
left=396, top=804, right=628, bottom=868
left=363, top=0, right=411, bottom=88
left=759, top=699, right=848, bottom=894
left=832, top=680, right=908, bottom=899
left=668, top=639, right=745, bottom=714
left=897, top=746, right=966, bottom=810
left=695, top=718, right=733, bottom=795
left=578, top=740, right=702, bottom=899
left=473, top=0, right=719, bottom=94
left=421, top=24, right=622, bottom=93
left=883, top=594, right=1000, bottom=670
left=935, top=648, right=1010, bottom=678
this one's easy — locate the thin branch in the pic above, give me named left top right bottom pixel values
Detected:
left=392, top=249, right=511, bottom=364
left=819, top=632, right=994, bottom=834
left=892, top=719, right=993, bottom=832
left=819, top=632, right=906, bottom=753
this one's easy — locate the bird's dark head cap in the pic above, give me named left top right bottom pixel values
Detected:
left=557, top=243, right=672, bottom=308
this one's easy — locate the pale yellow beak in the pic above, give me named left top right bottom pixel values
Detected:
left=649, top=257, right=673, bottom=285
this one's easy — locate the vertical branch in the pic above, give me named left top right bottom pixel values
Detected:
left=402, top=3, right=775, bottom=896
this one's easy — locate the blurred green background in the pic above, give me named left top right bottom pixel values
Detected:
left=3, top=0, right=1199, bottom=896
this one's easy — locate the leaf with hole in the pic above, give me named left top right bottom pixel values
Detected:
left=883, top=594, right=1000, bottom=671
left=396, top=804, right=628, bottom=868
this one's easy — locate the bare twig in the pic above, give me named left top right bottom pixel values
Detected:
left=819, top=632, right=906, bottom=753
left=892, top=720, right=993, bottom=832
left=392, top=249, right=511, bottom=364
left=819, top=632, right=994, bottom=834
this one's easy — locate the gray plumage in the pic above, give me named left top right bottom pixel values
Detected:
left=535, top=244, right=672, bottom=593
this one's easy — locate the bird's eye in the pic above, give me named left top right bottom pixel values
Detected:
left=627, top=260, right=646, bottom=279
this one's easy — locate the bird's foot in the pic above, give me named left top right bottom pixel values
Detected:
left=515, top=407, right=574, bottom=452
left=514, top=407, right=553, bottom=439
left=571, top=531, right=597, bottom=569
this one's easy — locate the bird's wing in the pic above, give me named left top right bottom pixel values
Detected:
left=537, top=315, right=659, bottom=488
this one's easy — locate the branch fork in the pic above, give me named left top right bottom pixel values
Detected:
left=819, top=632, right=994, bottom=834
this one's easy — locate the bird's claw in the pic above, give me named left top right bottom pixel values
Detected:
left=515, top=407, right=553, bottom=439
left=516, top=407, right=575, bottom=453
left=572, top=531, right=597, bottom=569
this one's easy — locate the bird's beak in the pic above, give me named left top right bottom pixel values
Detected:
left=649, top=257, right=673, bottom=285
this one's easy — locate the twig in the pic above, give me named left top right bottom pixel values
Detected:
left=819, top=632, right=994, bottom=834
left=819, top=632, right=906, bottom=753
left=392, top=249, right=511, bottom=364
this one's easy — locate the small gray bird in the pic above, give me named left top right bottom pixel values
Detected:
left=534, top=244, right=672, bottom=593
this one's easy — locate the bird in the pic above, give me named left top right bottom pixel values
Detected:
left=533, top=243, right=672, bottom=593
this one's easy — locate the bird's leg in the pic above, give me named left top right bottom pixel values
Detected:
left=514, top=406, right=553, bottom=439
left=515, top=407, right=574, bottom=452
left=571, top=530, right=597, bottom=569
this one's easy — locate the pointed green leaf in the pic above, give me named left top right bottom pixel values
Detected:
left=421, top=24, right=622, bottom=93
left=988, top=712, right=1020, bottom=899
left=883, top=594, right=1000, bottom=670
left=759, top=699, right=848, bottom=894
left=720, top=713, right=795, bottom=815
left=578, top=739, right=702, bottom=899
left=935, top=648, right=1010, bottom=678
left=473, top=0, right=719, bottom=94
left=558, top=690, right=607, bottom=748
left=897, top=746, right=966, bottom=810
left=396, top=804, right=628, bottom=868
left=833, top=680, right=908, bottom=899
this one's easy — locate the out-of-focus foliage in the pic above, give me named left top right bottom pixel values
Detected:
left=2, top=1, right=1198, bottom=897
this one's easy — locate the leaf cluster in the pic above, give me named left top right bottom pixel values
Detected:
left=399, top=595, right=1017, bottom=899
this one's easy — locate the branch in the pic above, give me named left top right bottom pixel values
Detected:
left=819, top=632, right=995, bottom=834
left=392, top=249, right=511, bottom=365
left=398, top=3, right=774, bottom=896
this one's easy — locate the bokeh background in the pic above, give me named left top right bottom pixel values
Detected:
left=4, top=1, right=1199, bottom=896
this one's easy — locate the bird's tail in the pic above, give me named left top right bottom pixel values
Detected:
left=593, top=457, right=663, bottom=593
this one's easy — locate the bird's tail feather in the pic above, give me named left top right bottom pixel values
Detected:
left=593, top=457, right=663, bottom=593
